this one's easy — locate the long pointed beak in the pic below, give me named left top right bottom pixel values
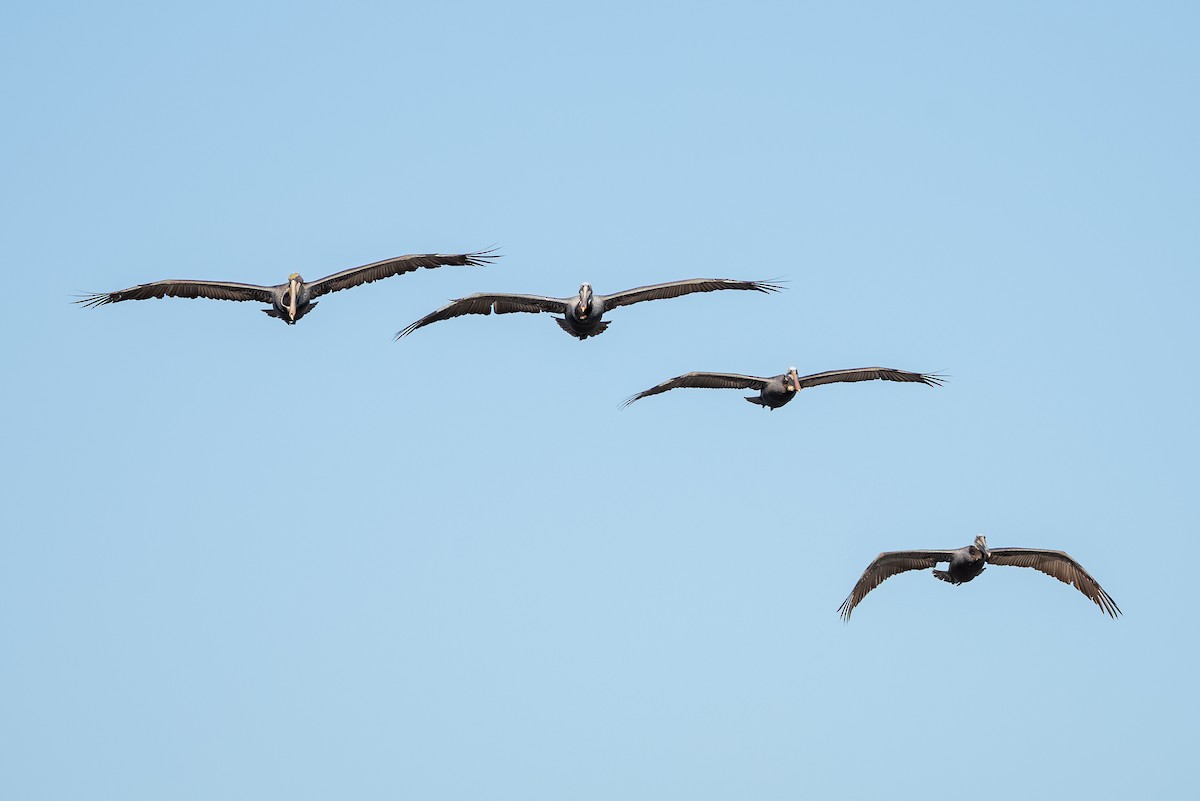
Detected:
left=288, top=279, right=299, bottom=321
left=789, top=370, right=800, bottom=391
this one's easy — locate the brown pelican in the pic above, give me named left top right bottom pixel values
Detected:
left=838, top=535, right=1121, bottom=620
left=622, top=366, right=943, bottom=410
left=394, top=278, right=784, bottom=340
left=77, top=249, right=498, bottom=324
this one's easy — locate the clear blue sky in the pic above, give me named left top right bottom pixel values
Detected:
left=3, top=2, right=1197, bottom=798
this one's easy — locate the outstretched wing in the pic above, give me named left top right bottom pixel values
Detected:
left=987, top=548, right=1121, bottom=617
left=621, top=372, right=769, bottom=408
left=76, top=279, right=275, bottom=308
left=306, top=249, right=498, bottom=299
left=797, top=367, right=944, bottom=389
left=394, top=292, right=569, bottom=339
left=599, top=278, right=784, bottom=310
left=838, top=550, right=957, bottom=620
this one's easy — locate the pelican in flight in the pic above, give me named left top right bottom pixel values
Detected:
left=622, top=366, right=943, bottom=410
left=77, top=249, right=498, bottom=324
left=394, top=278, right=784, bottom=340
left=837, top=535, right=1121, bottom=620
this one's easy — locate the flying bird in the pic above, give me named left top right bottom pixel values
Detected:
left=837, top=535, right=1120, bottom=620
left=394, top=278, right=784, bottom=340
left=77, top=249, right=498, bottom=324
left=621, top=366, right=943, bottom=410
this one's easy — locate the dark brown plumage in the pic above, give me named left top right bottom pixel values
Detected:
left=838, top=535, right=1120, bottom=620
left=622, top=366, right=943, bottom=409
left=77, top=249, right=498, bottom=324
left=395, top=278, right=784, bottom=340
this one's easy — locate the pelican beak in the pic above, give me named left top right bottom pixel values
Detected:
left=788, top=368, right=800, bottom=391
left=288, top=276, right=299, bottom=321
left=578, top=284, right=592, bottom=318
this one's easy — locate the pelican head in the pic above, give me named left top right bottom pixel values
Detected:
left=974, top=534, right=988, bottom=558
left=286, top=273, right=303, bottom=321
left=576, top=283, right=593, bottom=318
left=787, top=366, right=800, bottom=391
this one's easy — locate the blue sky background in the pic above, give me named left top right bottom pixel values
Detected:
left=3, top=2, right=1197, bottom=798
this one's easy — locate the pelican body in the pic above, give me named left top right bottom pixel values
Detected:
left=78, top=250, right=498, bottom=325
left=931, top=536, right=989, bottom=585
left=746, top=368, right=803, bottom=409
left=273, top=273, right=313, bottom=323
left=622, top=366, right=943, bottom=410
left=838, top=535, right=1121, bottom=620
left=395, top=278, right=784, bottom=341
left=560, top=283, right=607, bottom=339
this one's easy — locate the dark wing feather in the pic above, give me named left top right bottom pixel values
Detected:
left=986, top=548, right=1121, bottom=617
left=306, top=249, right=498, bottom=298
left=621, top=372, right=769, bottom=408
left=599, top=278, right=784, bottom=310
left=394, top=292, right=569, bottom=339
left=838, top=550, right=958, bottom=620
left=75, top=279, right=275, bottom=308
left=797, top=367, right=944, bottom=389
